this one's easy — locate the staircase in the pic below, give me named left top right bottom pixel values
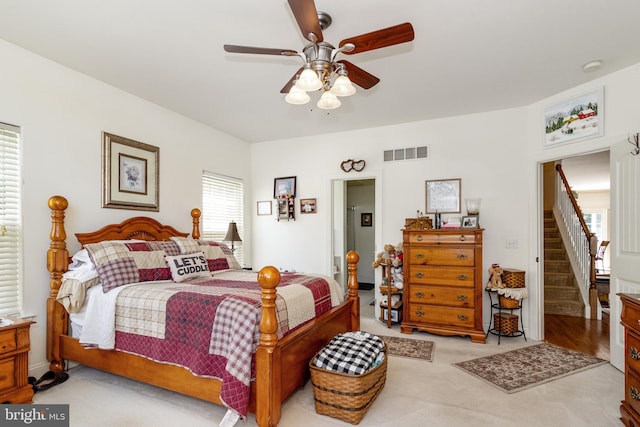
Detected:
left=544, top=210, right=585, bottom=317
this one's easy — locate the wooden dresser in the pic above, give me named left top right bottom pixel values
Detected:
left=620, top=293, right=640, bottom=426
left=401, top=220, right=485, bottom=343
left=0, top=316, right=35, bottom=404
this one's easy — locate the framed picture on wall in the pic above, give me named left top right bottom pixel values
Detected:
left=102, top=132, right=159, bottom=211
left=544, top=87, right=604, bottom=147
left=425, top=178, right=461, bottom=213
left=300, top=198, right=317, bottom=214
left=257, top=200, right=272, bottom=216
left=274, top=176, right=296, bottom=198
left=361, top=213, right=373, bottom=227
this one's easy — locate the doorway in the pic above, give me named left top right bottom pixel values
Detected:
left=541, top=151, right=610, bottom=359
left=332, top=177, right=377, bottom=318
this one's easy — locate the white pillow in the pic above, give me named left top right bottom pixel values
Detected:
left=165, top=252, right=210, bottom=282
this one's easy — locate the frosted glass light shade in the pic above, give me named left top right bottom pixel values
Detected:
left=317, top=91, right=341, bottom=110
left=285, top=86, right=310, bottom=105
left=330, top=75, right=356, bottom=97
left=295, top=68, right=323, bottom=92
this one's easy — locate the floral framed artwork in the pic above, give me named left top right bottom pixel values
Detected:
left=102, top=132, right=159, bottom=211
left=425, top=178, right=461, bottom=213
left=544, top=87, right=604, bottom=147
left=257, top=200, right=272, bottom=216
left=274, top=176, right=296, bottom=199
left=300, top=198, right=317, bottom=214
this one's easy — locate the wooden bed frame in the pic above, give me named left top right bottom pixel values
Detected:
left=46, top=195, right=360, bottom=427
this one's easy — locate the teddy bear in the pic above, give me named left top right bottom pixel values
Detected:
left=487, top=263, right=504, bottom=289
left=371, top=244, right=397, bottom=269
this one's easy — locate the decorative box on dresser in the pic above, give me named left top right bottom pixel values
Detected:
left=0, top=316, right=35, bottom=404
left=401, top=218, right=485, bottom=343
left=619, top=293, right=640, bottom=426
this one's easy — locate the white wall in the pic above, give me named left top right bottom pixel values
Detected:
left=0, top=40, right=252, bottom=375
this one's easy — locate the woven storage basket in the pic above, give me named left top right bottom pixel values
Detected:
left=499, top=295, right=520, bottom=309
left=309, top=344, right=387, bottom=425
left=502, top=268, right=525, bottom=288
left=494, top=313, right=519, bottom=335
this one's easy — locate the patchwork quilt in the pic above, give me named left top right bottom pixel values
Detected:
left=80, top=269, right=344, bottom=418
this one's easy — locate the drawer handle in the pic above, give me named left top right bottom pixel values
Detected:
left=415, top=253, right=425, bottom=259
left=0, top=345, right=7, bottom=351
left=630, top=347, right=640, bottom=361
left=416, top=272, right=424, bottom=279
left=415, top=310, right=425, bottom=317
left=459, top=235, right=466, bottom=241
left=415, top=291, right=425, bottom=298
left=632, top=386, right=640, bottom=401
left=457, top=314, right=468, bottom=321
left=416, top=235, right=423, bottom=242
left=457, top=294, right=468, bottom=301
left=457, top=274, right=468, bottom=281
left=457, top=254, right=468, bottom=260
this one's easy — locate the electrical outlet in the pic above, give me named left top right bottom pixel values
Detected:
left=506, top=239, right=518, bottom=249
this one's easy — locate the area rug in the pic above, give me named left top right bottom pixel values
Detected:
left=378, top=335, right=434, bottom=362
left=454, top=342, right=607, bottom=393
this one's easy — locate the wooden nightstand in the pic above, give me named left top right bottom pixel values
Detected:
left=0, top=316, right=35, bottom=404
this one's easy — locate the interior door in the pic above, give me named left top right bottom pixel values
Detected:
left=609, top=139, right=640, bottom=371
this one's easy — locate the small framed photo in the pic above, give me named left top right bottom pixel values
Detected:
left=361, top=213, right=373, bottom=227
left=274, top=176, right=296, bottom=198
left=102, top=132, right=159, bottom=211
left=257, top=200, right=272, bottom=216
left=426, top=178, right=461, bottom=213
left=461, top=215, right=479, bottom=228
left=300, top=198, right=317, bottom=214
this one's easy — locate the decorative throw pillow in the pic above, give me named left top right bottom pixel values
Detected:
left=165, top=252, right=210, bottom=282
left=170, top=237, right=241, bottom=271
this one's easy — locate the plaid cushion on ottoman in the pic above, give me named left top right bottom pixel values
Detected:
left=312, top=331, right=385, bottom=375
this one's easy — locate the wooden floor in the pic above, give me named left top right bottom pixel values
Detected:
left=544, top=313, right=610, bottom=360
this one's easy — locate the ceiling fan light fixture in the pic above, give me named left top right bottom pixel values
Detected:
left=330, top=75, right=356, bottom=97
left=295, top=67, right=323, bottom=92
left=285, top=85, right=311, bottom=105
left=317, top=90, right=341, bottom=110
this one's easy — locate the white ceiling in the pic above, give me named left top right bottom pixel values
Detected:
left=3, top=1, right=640, bottom=143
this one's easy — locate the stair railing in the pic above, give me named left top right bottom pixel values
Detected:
left=554, top=164, right=598, bottom=319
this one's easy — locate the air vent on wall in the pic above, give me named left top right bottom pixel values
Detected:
left=383, top=146, right=428, bottom=162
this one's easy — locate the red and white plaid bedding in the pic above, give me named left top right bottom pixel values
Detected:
left=80, top=269, right=344, bottom=418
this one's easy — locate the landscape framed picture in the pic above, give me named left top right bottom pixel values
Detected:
left=102, top=132, right=159, bottom=211
left=544, top=87, right=604, bottom=147
left=273, top=176, right=296, bottom=198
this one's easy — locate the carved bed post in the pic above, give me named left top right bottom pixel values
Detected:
left=255, top=266, right=281, bottom=427
left=190, top=208, right=201, bottom=239
left=46, top=195, right=69, bottom=372
left=346, top=251, right=360, bottom=331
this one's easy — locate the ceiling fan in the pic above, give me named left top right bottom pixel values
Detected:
left=223, top=0, right=415, bottom=109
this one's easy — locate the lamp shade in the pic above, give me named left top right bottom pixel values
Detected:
left=317, top=91, right=341, bottom=110
left=285, top=85, right=310, bottom=105
left=295, top=67, right=323, bottom=92
left=224, top=221, right=242, bottom=246
left=330, top=75, right=356, bottom=97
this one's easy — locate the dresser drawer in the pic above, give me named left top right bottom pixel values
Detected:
left=627, top=368, right=640, bottom=418
left=408, top=232, right=475, bottom=245
left=408, top=285, right=474, bottom=308
left=0, top=330, right=17, bottom=355
left=408, top=247, right=475, bottom=266
left=408, top=304, right=475, bottom=328
left=409, top=266, right=475, bottom=287
left=623, top=300, right=640, bottom=334
left=627, top=331, right=640, bottom=374
left=0, top=358, right=15, bottom=391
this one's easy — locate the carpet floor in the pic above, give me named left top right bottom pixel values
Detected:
left=454, top=342, right=608, bottom=393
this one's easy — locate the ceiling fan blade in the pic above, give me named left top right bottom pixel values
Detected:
left=224, top=45, right=298, bottom=56
left=337, top=60, right=380, bottom=89
left=280, top=68, right=304, bottom=93
left=339, top=23, right=414, bottom=55
left=287, top=0, right=323, bottom=42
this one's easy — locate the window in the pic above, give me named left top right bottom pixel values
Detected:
left=0, top=122, right=22, bottom=315
left=202, top=171, right=244, bottom=266
left=583, top=210, right=607, bottom=242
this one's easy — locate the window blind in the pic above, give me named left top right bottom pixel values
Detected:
left=202, top=171, right=244, bottom=266
left=0, top=122, right=22, bottom=316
